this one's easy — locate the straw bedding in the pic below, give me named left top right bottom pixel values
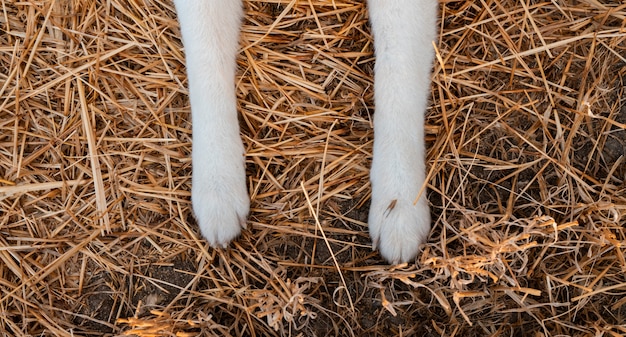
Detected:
left=0, top=0, right=625, bottom=336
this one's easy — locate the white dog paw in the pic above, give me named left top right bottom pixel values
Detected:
left=368, top=193, right=430, bottom=264
left=191, top=171, right=249, bottom=248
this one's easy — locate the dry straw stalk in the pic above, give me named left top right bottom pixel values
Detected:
left=0, top=0, right=625, bottom=336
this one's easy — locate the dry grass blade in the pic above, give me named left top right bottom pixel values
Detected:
left=0, top=0, right=625, bottom=336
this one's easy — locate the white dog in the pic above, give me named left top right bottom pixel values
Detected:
left=174, top=0, right=436, bottom=264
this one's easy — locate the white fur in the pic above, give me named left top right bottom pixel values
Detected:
left=174, top=1, right=248, bottom=247
left=367, top=0, right=436, bottom=263
left=174, top=0, right=436, bottom=263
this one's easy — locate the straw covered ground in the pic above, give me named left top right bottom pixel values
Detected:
left=1, top=0, right=625, bottom=336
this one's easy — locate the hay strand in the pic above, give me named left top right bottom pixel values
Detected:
left=0, top=0, right=625, bottom=336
